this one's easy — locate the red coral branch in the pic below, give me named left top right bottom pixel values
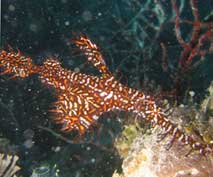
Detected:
left=171, top=0, right=213, bottom=69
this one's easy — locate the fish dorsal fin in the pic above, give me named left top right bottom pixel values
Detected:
left=73, top=35, right=112, bottom=78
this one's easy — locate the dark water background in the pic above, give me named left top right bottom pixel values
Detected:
left=1, top=0, right=213, bottom=176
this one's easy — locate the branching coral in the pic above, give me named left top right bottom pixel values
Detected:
left=0, top=153, right=20, bottom=177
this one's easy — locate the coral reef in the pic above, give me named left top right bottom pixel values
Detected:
left=0, top=153, right=20, bottom=177
left=113, top=132, right=213, bottom=177
left=113, top=83, right=213, bottom=177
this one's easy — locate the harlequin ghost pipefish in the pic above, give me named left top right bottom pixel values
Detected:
left=0, top=35, right=213, bottom=155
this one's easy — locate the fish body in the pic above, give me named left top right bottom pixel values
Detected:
left=0, top=36, right=213, bottom=155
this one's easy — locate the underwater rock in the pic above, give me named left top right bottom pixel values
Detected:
left=23, top=129, right=35, bottom=140
left=23, top=139, right=34, bottom=149
left=114, top=123, right=144, bottom=159
left=113, top=86, right=213, bottom=177
left=113, top=129, right=213, bottom=177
